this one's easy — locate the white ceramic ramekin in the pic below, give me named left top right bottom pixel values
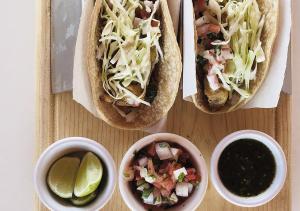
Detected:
left=211, top=130, right=287, bottom=207
left=119, top=133, right=208, bottom=211
left=34, top=137, right=117, bottom=211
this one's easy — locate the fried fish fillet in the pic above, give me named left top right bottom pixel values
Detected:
left=204, top=78, right=229, bottom=107
left=101, top=84, right=144, bottom=107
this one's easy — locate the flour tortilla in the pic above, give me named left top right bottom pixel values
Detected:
left=192, top=0, right=279, bottom=114
left=87, top=0, right=182, bottom=129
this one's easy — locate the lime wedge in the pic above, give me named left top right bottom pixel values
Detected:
left=74, top=152, right=103, bottom=197
left=70, top=191, right=97, bottom=206
left=47, top=157, right=80, bottom=198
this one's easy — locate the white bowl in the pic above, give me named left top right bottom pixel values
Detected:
left=119, top=133, right=208, bottom=211
left=210, top=130, right=287, bottom=207
left=34, top=137, right=117, bottom=211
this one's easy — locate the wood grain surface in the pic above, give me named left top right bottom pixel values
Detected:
left=35, top=0, right=291, bottom=210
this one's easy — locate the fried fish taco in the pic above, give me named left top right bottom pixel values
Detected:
left=87, top=0, right=182, bottom=129
left=192, top=0, right=278, bottom=113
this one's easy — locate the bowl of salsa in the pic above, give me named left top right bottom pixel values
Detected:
left=210, top=130, right=287, bottom=207
left=119, top=133, right=208, bottom=211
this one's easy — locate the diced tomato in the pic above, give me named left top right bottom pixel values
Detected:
left=187, top=168, right=196, bottom=174
left=185, top=174, right=198, bottom=182
left=136, top=8, right=150, bottom=19
left=151, top=19, right=159, bottom=27
left=153, top=175, right=163, bottom=188
left=153, top=182, right=162, bottom=189
left=134, top=169, right=142, bottom=180
left=185, top=168, right=201, bottom=182
left=160, top=188, right=171, bottom=197
left=194, top=0, right=206, bottom=16
left=198, top=0, right=206, bottom=12
left=158, top=161, right=169, bottom=174
left=197, top=24, right=221, bottom=37
left=195, top=174, right=201, bottom=182
left=160, top=178, right=176, bottom=192
left=166, top=162, right=182, bottom=176
left=147, top=143, right=156, bottom=157
left=184, top=168, right=200, bottom=182
left=147, top=159, right=156, bottom=175
left=153, top=187, right=161, bottom=198
left=166, top=163, right=173, bottom=175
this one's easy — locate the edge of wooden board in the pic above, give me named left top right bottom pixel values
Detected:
left=276, top=93, right=291, bottom=210
left=35, top=0, right=53, bottom=210
left=34, top=0, right=292, bottom=209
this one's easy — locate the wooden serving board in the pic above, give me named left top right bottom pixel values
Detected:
left=35, top=0, right=291, bottom=210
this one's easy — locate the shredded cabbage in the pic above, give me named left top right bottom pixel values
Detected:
left=202, top=0, right=266, bottom=99
left=98, top=0, right=162, bottom=106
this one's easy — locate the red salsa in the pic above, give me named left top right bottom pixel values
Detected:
left=123, top=142, right=201, bottom=209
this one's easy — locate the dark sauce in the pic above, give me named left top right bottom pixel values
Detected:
left=218, top=139, right=276, bottom=197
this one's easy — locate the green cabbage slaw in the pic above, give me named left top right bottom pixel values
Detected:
left=204, top=0, right=266, bottom=99
left=97, top=0, right=163, bottom=106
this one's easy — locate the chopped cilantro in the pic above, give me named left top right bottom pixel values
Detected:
left=142, top=188, right=153, bottom=198
left=136, top=179, right=146, bottom=186
left=149, top=175, right=156, bottom=180
left=215, top=45, right=221, bottom=56
left=178, top=172, right=185, bottom=182
left=159, top=142, right=168, bottom=148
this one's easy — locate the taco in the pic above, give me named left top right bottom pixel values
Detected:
left=192, top=0, right=279, bottom=113
left=87, top=0, right=182, bottom=129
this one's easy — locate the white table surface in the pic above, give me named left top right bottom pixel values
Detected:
left=0, top=0, right=298, bottom=211
left=0, top=0, right=35, bottom=210
left=291, top=0, right=300, bottom=210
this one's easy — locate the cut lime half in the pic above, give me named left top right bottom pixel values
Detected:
left=70, top=191, right=97, bottom=206
left=74, top=152, right=103, bottom=197
left=47, top=157, right=80, bottom=199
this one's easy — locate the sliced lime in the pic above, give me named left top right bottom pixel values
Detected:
left=70, top=191, right=97, bottom=206
left=74, top=152, right=103, bottom=197
left=47, top=157, right=80, bottom=198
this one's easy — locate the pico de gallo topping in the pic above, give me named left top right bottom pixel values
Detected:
left=194, top=0, right=266, bottom=107
left=124, top=142, right=201, bottom=209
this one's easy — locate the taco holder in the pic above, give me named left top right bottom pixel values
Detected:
left=35, top=0, right=292, bottom=210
